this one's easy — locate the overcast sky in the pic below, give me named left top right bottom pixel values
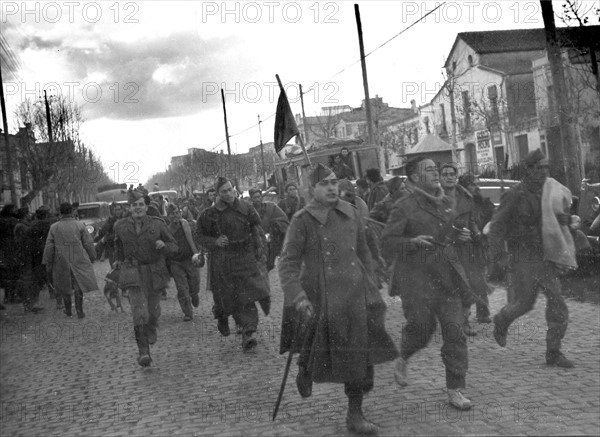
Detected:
left=1, top=1, right=589, bottom=184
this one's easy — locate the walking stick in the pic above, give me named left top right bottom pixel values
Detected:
left=272, top=349, right=294, bottom=421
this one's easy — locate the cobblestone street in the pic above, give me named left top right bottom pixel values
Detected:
left=1, top=260, right=599, bottom=436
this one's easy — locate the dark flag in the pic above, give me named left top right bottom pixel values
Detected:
left=274, top=83, right=299, bottom=154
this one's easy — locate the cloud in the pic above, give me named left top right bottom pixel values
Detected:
left=9, top=27, right=257, bottom=121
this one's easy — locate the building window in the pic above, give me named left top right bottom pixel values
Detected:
left=468, top=55, right=473, bottom=66
left=424, top=116, right=431, bottom=134
left=462, top=90, right=471, bottom=131
left=516, top=134, right=529, bottom=160
left=413, top=127, right=419, bottom=144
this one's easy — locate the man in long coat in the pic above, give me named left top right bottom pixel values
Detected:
left=196, top=177, right=270, bottom=351
left=381, top=157, right=473, bottom=411
left=279, top=164, right=398, bottom=435
left=277, top=182, right=306, bottom=221
left=43, top=202, right=99, bottom=318
left=114, top=190, right=178, bottom=366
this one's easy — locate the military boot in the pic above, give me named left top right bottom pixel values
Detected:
left=147, top=316, right=158, bottom=345
left=134, top=325, right=151, bottom=367
left=63, top=294, right=72, bottom=317
left=74, top=290, right=85, bottom=319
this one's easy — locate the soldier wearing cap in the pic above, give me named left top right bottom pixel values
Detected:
left=279, top=163, right=398, bottom=435
left=196, top=177, right=270, bottom=351
left=488, top=149, right=574, bottom=368
left=114, top=189, right=178, bottom=367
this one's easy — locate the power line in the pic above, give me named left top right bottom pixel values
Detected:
left=205, top=3, right=447, bottom=153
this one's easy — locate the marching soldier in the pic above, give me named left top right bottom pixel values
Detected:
left=381, top=157, right=473, bottom=410
left=489, top=149, right=575, bottom=368
left=279, top=164, right=398, bottom=434
left=114, top=189, right=178, bottom=367
left=196, top=177, right=270, bottom=351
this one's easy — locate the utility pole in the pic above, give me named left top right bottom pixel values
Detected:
left=354, top=4, right=381, bottom=173
left=0, top=57, right=19, bottom=205
left=220, top=89, right=231, bottom=156
left=258, top=115, right=267, bottom=189
left=44, top=90, right=53, bottom=144
left=540, top=0, right=581, bottom=192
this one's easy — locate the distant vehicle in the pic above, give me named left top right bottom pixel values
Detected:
left=477, top=178, right=520, bottom=207
left=96, top=188, right=128, bottom=203
left=149, top=190, right=178, bottom=202
left=77, top=202, right=111, bottom=238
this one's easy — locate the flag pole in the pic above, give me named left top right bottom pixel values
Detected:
left=276, top=74, right=312, bottom=167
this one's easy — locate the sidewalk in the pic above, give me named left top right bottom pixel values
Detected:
left=1, top=260, right=598, bottom=436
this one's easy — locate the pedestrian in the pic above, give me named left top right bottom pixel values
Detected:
left=166, top=204, right=201, bottom=321
left=340, top=146, right=356, bottom=179
left=114, top=190, right=178, bottom=367
left=355, top=178, right=370, bottom=204
left=277, top=182, right=306, bottom=222
left=439, top=163, right=490, bottom=336
left=458, top=173, right=495, bottom=324
left=489, top=149, right=575, bottom=368
left=330, top=154, right=354, bottom=180
left=369, top=176, right=407, bottom=224
left=42, top=202, right=99, bottom=319
left=279, top=163, right=398, bottom=434
left=196, top=177, right=270, bottom=351
left=95, top=202, right=124, bottom=267
left=365, top=168, right=389, bottom=211
left=249, top=187, right=289, bottom=272
left=381, top=156, right=473, bottom=410
left=25, top=206, right=56, bottom=312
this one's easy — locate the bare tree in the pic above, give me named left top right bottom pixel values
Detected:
left=14, top=96, right=112, bottom=206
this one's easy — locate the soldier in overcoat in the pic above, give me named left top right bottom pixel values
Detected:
left=381, top=157, right=474, bottom=411
left=114, top=190, right=178, bottom=367
left=196, top=177, right=270, bottom=351
left=43, top=202, right=98, bottom=318
left=279, top=164, right=398, bottom=435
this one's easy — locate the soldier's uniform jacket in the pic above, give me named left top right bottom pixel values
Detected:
left=367, top=181, right=389, bottom=211
left=279, top=199, right=398, bottom=384
left=277, top=196, right=306, bottom=221
left=381, top=190, right=469, bottom=298
left=487, top=179, right=545, bottom=262
left=114, top=215, right=178, bottom=290
left=196, top=197, right=269, bottom=313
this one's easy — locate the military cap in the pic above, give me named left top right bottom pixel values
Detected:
left=524, top=149, right=549, bottom=166
left=128, top=189, right=145, bottom=204
left=309, top=163, right=335, bottom=186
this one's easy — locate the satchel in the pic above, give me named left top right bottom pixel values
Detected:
left=118, top=261, right=141, bottom=288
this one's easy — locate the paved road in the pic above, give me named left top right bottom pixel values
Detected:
left=1, top=260, right=599, bottom=436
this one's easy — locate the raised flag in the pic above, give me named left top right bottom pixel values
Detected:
left=274, top=82, right=299, bottom=154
